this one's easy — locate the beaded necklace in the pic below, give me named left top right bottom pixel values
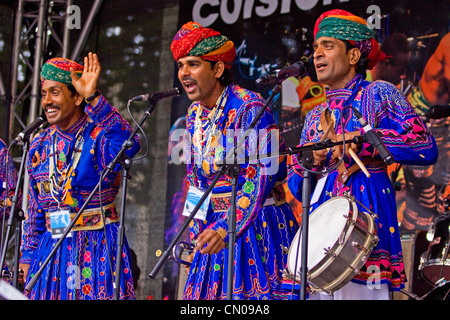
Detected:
left=194, top=87, right=228, bottom=157
left=49, top=123, right=86, bottom=207
left=193, top=87, right=228, bottom=189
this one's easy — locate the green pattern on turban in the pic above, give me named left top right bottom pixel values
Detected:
left=189, top=35, right=228, bottom=57
left=313, top=10, right=387, bottom=70
left=315, top=17, right=376, bottom=42
left=40, top=57, right=83, bottom=86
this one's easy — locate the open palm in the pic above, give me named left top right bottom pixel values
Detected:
left=70, top=52, right=101, bottom=98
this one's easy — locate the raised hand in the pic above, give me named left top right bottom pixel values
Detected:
left=70, top=52, right=101, bottom=101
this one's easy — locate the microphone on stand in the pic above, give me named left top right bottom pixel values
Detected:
left=352, top=108, right=394, bottom=165
left=9, top=116, right=46, bottom=147
left=255, top=61, right=310, bottom=85
left=130, top=87, right=182, bottom=102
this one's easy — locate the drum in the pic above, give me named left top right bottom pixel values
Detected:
left=287, top=196, right=378, bottom=294
left=419, top=214, right=450, bottom=284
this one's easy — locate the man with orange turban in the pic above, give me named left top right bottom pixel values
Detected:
left=286, top=10, right=437, bottom=300
left=171, top=22, right=298, bottom=300
left=171, top=21, right=236, bottom=70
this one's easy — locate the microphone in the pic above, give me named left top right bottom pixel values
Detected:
left=130, top=87, right=182, bottom=102
left=256, top=61, right=309, bottom=85
left=352, top=108, right=394, bottom=165
left=9, top=116, right=46, bottom=147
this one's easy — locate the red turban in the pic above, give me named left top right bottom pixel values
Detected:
left=171, top=22, right=236, bottom=69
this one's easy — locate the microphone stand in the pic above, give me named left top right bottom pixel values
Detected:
left=0, top=140, right=28, bottom=288
left=113, top=143, right=133, bottom=300
left=300, top=151, right=313, bottom=300
left=248, top=138, right=362, bottom=300
left=149, top=84, right=283, bottom=300
left=25, top=97, right=160, bottom=299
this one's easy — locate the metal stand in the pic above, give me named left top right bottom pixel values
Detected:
left=300, top=152, right=314, bottom=300
left=113, top=145, right=133, bottom=300
left=225, top=163, right=240, bottom=300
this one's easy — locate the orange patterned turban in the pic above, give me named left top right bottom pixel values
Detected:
left=171, top=21, right=236, bottom=69
left=314, top=9, right=387, bottom=70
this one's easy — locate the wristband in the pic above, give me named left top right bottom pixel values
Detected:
left=85, top=89, right=101, bottom=103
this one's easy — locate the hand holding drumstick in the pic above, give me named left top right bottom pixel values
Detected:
left=319, top=110, right=370, bottom=178
left=329, top=131, right=371, bottom=178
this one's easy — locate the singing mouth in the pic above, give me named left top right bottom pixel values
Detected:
left=183, top=82, right=197, bottom=93
left=315, top=62, right=327, bottom=70
left=183, top=79, right=197, bottom=93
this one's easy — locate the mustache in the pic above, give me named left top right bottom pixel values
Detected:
left=44, top=103, right=61, bottom=110
left=182, top=76, right=197, bottom=83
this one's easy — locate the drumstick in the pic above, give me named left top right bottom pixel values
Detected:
left=320, top=124, right=333, bottom=142
left=349, top=148, right=371, bottom=178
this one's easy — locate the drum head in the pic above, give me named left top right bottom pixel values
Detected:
left=289, top=197, right=352, bottom=272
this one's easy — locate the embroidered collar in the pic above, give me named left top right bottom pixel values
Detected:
left=54, top=114, right=89, bottom=138
left=326, top=74, right=363, bottom=100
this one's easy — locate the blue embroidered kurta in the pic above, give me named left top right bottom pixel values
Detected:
left=20, top=96, right=140, bottom=300
left=287, top=75, right=438, bottom=290
left=0, top=139, right=19, bottom=220
left=0, top=138, right=19, bottom=280
left=183, top=84, right=298, bottom=300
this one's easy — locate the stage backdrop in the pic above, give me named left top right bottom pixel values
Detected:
left=163, top=0, right=449, bottom=299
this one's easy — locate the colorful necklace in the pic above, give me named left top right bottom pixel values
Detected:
left=49, top=123, right=86, bottom=207
left=194, top=87, right=228, bottom=157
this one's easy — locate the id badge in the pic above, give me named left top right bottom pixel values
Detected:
left=182, top=186, right=211, bottom=221
left=49, top=208, right=73, bottom=239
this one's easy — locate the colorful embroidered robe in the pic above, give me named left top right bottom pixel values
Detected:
left=20, top=96, right=140, bottom=300
left=287, top=75, right=438, bottom=291
left=183, top=84, right=298, bottom=300
left=0, top=138, right=19, bottom=281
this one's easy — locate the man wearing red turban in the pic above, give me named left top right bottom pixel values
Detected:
left=171, top=21, right=236, bottom=69
left=171, top=22, right=298, bottom=300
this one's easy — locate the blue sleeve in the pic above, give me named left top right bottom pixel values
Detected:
left=361, top=81, right=438, bottom=165
left=85, top=95, right=141, bottom=171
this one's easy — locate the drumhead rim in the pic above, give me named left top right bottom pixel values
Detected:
left=287, top=197, right=378, bottom=292
left=287, top=197, right=357, bottom=278
left=312, top=210, right=378, bottom=292
left=307, top=199, right=359, bottom=277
